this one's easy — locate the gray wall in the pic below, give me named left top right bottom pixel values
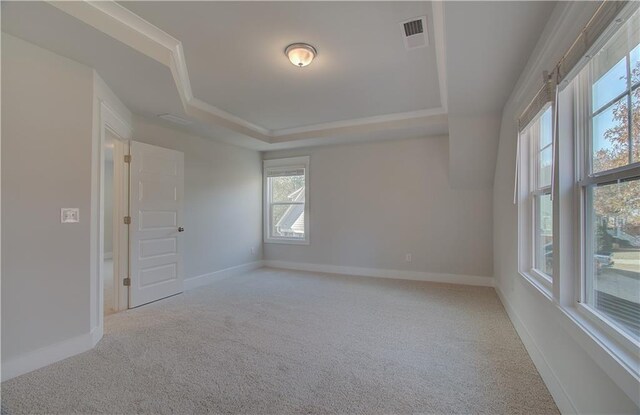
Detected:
left=492, top=2, right=639, bottom=413
left=132, top=116, right=263, bottom=279
left=2, top=34, right=94, bottom=361
left=1, top=34, right=263, bottom=369
left=264, top=137, right=493, bottom=277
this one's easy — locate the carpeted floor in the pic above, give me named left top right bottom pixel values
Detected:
left=1, top=268, right=558, bottom=414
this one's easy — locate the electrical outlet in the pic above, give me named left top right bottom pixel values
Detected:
left=405, top=253, right=412, bottom=262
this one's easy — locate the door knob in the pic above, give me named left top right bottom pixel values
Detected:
left=178, top=227, right=185, bottom=232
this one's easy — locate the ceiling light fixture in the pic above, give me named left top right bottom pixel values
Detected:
left=285, top=43, right=317, bottom=67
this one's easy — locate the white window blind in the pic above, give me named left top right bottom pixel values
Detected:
left=265, top=168, right=306, bottom=177
left=519, top=1, right=631, bottom=132
left=515, top=0, right=634, bottom=205
left=557, top=1, right=630, bottom=84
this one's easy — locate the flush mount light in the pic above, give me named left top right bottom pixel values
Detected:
left=285, top=43, right=317, bottom=67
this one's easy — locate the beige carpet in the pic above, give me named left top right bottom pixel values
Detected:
left=1, top=268, right=558, bottom=414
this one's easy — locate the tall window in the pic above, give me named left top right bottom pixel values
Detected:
left=515, top=3, right=640, bottom=394
left=519, top=106, right=554, bottom=287
left=263, top=157, right=309, bottom=244
left=578, top=10, right=640, bottom=340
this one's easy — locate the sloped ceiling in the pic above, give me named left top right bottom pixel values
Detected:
left=443, top=1, right=556, bottom=188
left=1, top=0, right=557, bottom=186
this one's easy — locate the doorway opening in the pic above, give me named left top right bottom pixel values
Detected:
left=102, top=129, right=129, bottom=316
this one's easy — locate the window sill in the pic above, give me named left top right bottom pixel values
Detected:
left=557, top=304, right=640, bottom=407
left=518, top=269, right=553, bottom=301
left=513, top=272, right=639, bottom=407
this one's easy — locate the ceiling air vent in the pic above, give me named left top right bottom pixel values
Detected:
left=404, top=19, right=423, bottom=37
left=157, top=113, right=192, bottom=126
left=401, top=16, right=429, bottom=50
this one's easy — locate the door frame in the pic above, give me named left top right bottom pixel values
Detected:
left=94, top=99, right=132, bottom=334
left=105, top=133, right=129, bottom=313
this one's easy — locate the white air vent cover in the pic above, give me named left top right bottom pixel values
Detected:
left=400, top=16, right=429, bottom=50
left=157, top=113, right=192, bottom=126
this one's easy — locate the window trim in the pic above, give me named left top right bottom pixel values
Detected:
left=575, top=58, right=640, bottom=350
left=570, top=33, right=640, bottom=381
left=263, top=156, right=310, bottom=245
left=551, top=302, right=640, bottom=405
left=515, top=4, right=640, bottom=405
left=517, top=103, right=555, bottom=294
left=575, top=302, right=640, bottom=359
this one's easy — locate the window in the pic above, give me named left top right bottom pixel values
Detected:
left=263, top=157, right=309, bottom=244
left=518, top=106, right=555, bottom=288
left=515, top=3, right=640, bottom=396
left=577, top=11, right=640, bottom=341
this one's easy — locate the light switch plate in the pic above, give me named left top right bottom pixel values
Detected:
left=61, top=208, right=79, bottom=223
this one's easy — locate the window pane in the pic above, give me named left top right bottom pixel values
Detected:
left=592, top=98, right=629, bottom=174
left=534, top=107, right=553, bottom=189
left=590, top=9, right=640, bottom=112
left=586, top=178, right=640, bottom=339
left=268, top=174, right=305, bottom=203
left=539, top=107, right=553, bottom=148
left=592, top=56, right=627, bottom=113
left=538, top=147, right=552, bottom=188
left=631, top=43, right=640, bottom=85
left=535, top=193, right=553, bottom=278
left=271, top=204, right=305, bottom=239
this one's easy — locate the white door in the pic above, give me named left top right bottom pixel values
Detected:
left=129, top=141, right=184, bottom=308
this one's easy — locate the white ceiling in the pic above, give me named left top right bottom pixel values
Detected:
left=122, top=1, right=441, bottom=131
left=1, top=0, right=558, bottom=185
left=444, top=1, right=558, bottom=116
left=1, top=2, right=183, bottom=120
left=442, top=1, right=556, bottom=188
left=0, top=1, right=272, bottom=149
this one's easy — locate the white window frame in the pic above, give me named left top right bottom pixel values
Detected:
left=517, top=104, right=555, bottom=295
left=263, top=156, right=310, bottom=245
left=573, top=49, right=640, bottom=354
left=516, top=4, right=640, bottom=404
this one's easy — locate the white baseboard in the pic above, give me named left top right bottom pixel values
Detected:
left=184, top=260, right=264, bottom=290
left=0, top=261, right=487, bottom=384
left=1, top=260, right=264, bottom=382
left=495, top=287, right=577, bottom=414
left=263, top=260, right=494, bottom=287
left=92, top=323, right=104, bottom=347
left=1, top=260, right=263, bottom=382
left=1, top=327, right=101, bottom=382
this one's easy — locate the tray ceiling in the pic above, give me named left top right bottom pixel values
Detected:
left=122, top=1, right=441, bottom=131
left=1, top=0, right=556, bottom=166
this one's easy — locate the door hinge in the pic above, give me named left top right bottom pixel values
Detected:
left=124, top=216, right=131, bottom=225
left=124, top=154, right=131, bottom=163
left=123, top=277, right=131, bottom=287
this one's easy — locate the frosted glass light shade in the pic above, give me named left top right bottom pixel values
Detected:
left=285, top=43, right=317, bottom=67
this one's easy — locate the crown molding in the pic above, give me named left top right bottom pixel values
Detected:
left=48, top=0, right=448, bottom=144
left=271, top=108, right=447, bottom=143
left=48, top=0, right=272, bottom=141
